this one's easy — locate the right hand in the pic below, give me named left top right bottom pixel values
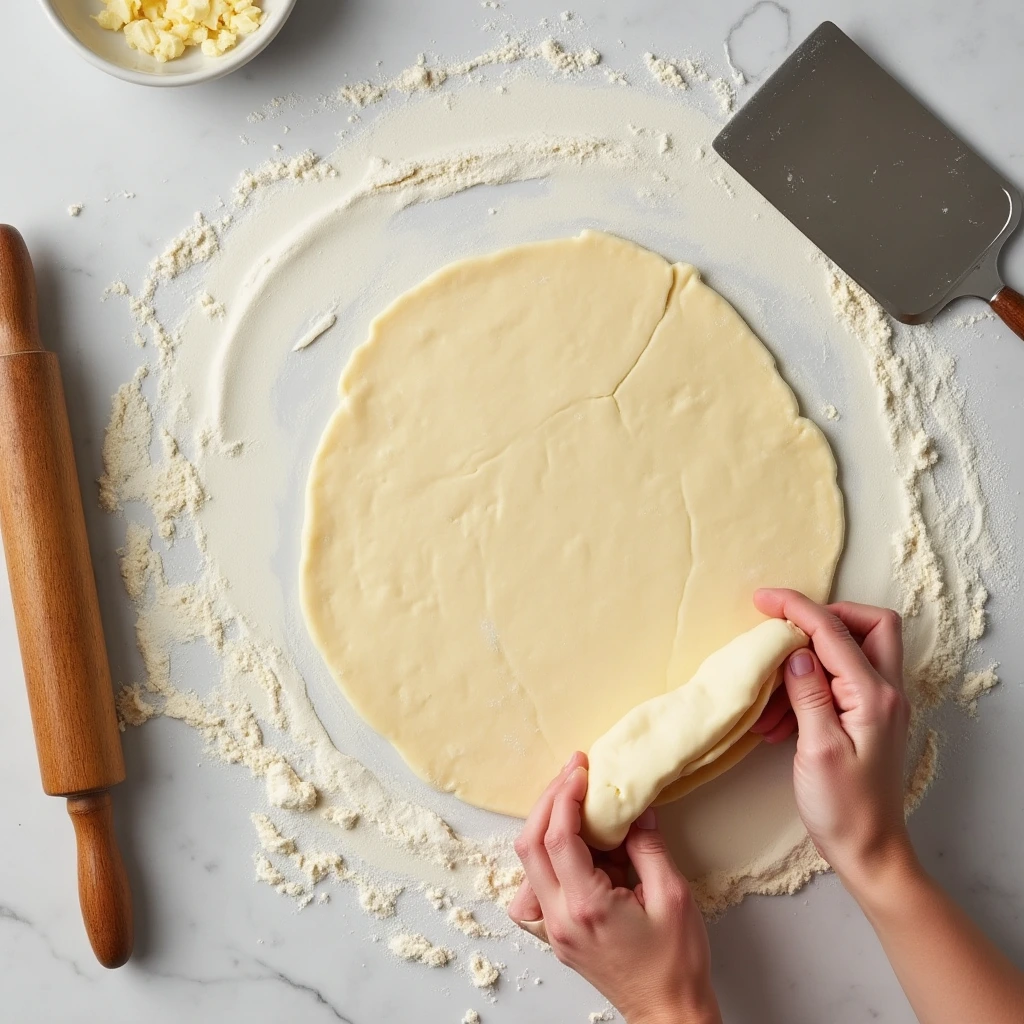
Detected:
left=752, top=589, right=913, bottom=891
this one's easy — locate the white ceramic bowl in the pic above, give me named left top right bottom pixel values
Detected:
left=38, top=0, right=297, bottom=87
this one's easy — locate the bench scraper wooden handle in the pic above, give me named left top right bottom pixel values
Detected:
left=991, top=286, right=1024, bottom=341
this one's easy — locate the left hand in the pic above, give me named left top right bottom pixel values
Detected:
left=508, top=753, right=722, bottom=1024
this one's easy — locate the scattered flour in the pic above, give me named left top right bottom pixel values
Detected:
left=537, top=38, right=600, bottom=75
left=448, top=906, right=495, bottom=939
left=233, top=151, right=337, bottom=206
left=710, top=76, right=735, bottom=115
left=250, top=812, right=355, bottom=905
left=247, top=95, right=298, bottom=124
left=424, top=886, right=450, bottom=911
left=152, top=213, right=220, bottom=280
left=321, top=805, right=361, bottom=830
left=359, top=880, right=403, bottom=919
left=713, top=173, right=735, bottom=199
left=389, top=933, right=454, bottom=968
left=469, top=952, right=501, bottom=989
left=823, top=403, right=840, bottom=421
left=338, top=38, right=600, bottom=108
left=199, top=292, right=226, bottom=319
left=463, top=1012, right=482, bottom=1024
left=643, top=53, right=687, bottom=90
left=99, top=368, right=207, bottom=539
left=251, top=813, right=298, bottom=855
left=255, top=854, right=307, bottom=900
left=264, top=765, right=315, bottom=811
left=904, top=729, right=941, bottom=816
left=295, top=850, right=346, bottom=885
left=68, top=203, right=83, bottom=217
left=823, top=263, right=992, bottom=713
left=588, top=1010, right=616, bottom=1023
left=957, top=664, right=1000, bottom=716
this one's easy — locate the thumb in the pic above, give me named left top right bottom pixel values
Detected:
left=784, top=648, right=842, bottom=743
left=625, top=809, right=687, bottom=914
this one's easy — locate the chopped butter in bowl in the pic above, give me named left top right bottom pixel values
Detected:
left=39, top=0, right=297, bottom=86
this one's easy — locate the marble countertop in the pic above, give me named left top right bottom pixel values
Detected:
left=2, top=1, right=1023, bottom=1021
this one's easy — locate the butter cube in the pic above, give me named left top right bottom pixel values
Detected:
left=153, top=29, right=187, bottom=62
left=94, top=10, right=127, bottom=30
left=230, top=11, right=260, bottom=35
left=123, top=19, right=160, bottom=53
left=203, top=0, right=229, bottom=30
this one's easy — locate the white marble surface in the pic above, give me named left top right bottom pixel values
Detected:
left=2, top=1, right=1023, bottom=1022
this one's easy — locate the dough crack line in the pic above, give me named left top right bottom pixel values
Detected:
left=611, top=265, right=678, bottom=402
left=446, top=267, right=678, bottom=482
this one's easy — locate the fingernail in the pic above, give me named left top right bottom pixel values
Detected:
left=789, top=651, right=814, bottom=677
left=636, top=808, right=657, bottom=830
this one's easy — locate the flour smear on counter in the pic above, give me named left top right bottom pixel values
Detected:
left=96, top=19, right=1006, bottom=991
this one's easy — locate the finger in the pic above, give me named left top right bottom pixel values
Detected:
left=599, top=859, right=629, bottom=890
left=624, top=809, right=687, bottom=917
left=519, top=751, right=587, bottom=846
left=514, top=752, right=587, bottom=904
left=507, top=878, right=543, bottom=926
left=755, top=588, right=874, bottom=680
left=827, top=602, right=904, bottom=690
left=750, top=685, right=792, bottom=735
left=544, top=767, right=600, bottom=904
left=596, top=844, right=630, bottom=889
left=762, top=709, right=796, bottom=744
left=783, top=647, right=845, bottom=745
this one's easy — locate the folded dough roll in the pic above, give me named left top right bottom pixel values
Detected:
left=581, top=618, right=809, bottom=850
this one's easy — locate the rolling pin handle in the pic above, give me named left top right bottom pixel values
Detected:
left=66, top=791, right=134, bottom=969
left=0, top=225, right=42, bottom=355
left=990, top=285, right=1024, bottom=341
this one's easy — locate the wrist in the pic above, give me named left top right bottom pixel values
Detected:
left=626, top=982, right=722, bottom=1024
left=838, top=830, right=923, bottom=915
left=629, top=1010, right=720, bottom=1024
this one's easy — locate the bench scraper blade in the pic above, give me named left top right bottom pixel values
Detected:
left=713, top=21, right=1023, bottom=338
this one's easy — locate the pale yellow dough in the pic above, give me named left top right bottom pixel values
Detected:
left=582, top=619, right=809, bottom=850
left=300, top=231, right=844, bottom=818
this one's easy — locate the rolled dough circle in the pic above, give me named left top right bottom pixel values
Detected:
left=300, top=231, right=844, bottom=818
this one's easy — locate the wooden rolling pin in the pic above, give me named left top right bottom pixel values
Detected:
left=0, top=225, right=133, bottom=969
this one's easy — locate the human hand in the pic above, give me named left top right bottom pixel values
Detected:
left=508, top=753, right=721, bottom=1024
left=752, top=589, right=914, bottom=893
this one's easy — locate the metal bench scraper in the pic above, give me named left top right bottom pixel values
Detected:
left=713, top=21, right=1024, bottom=340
